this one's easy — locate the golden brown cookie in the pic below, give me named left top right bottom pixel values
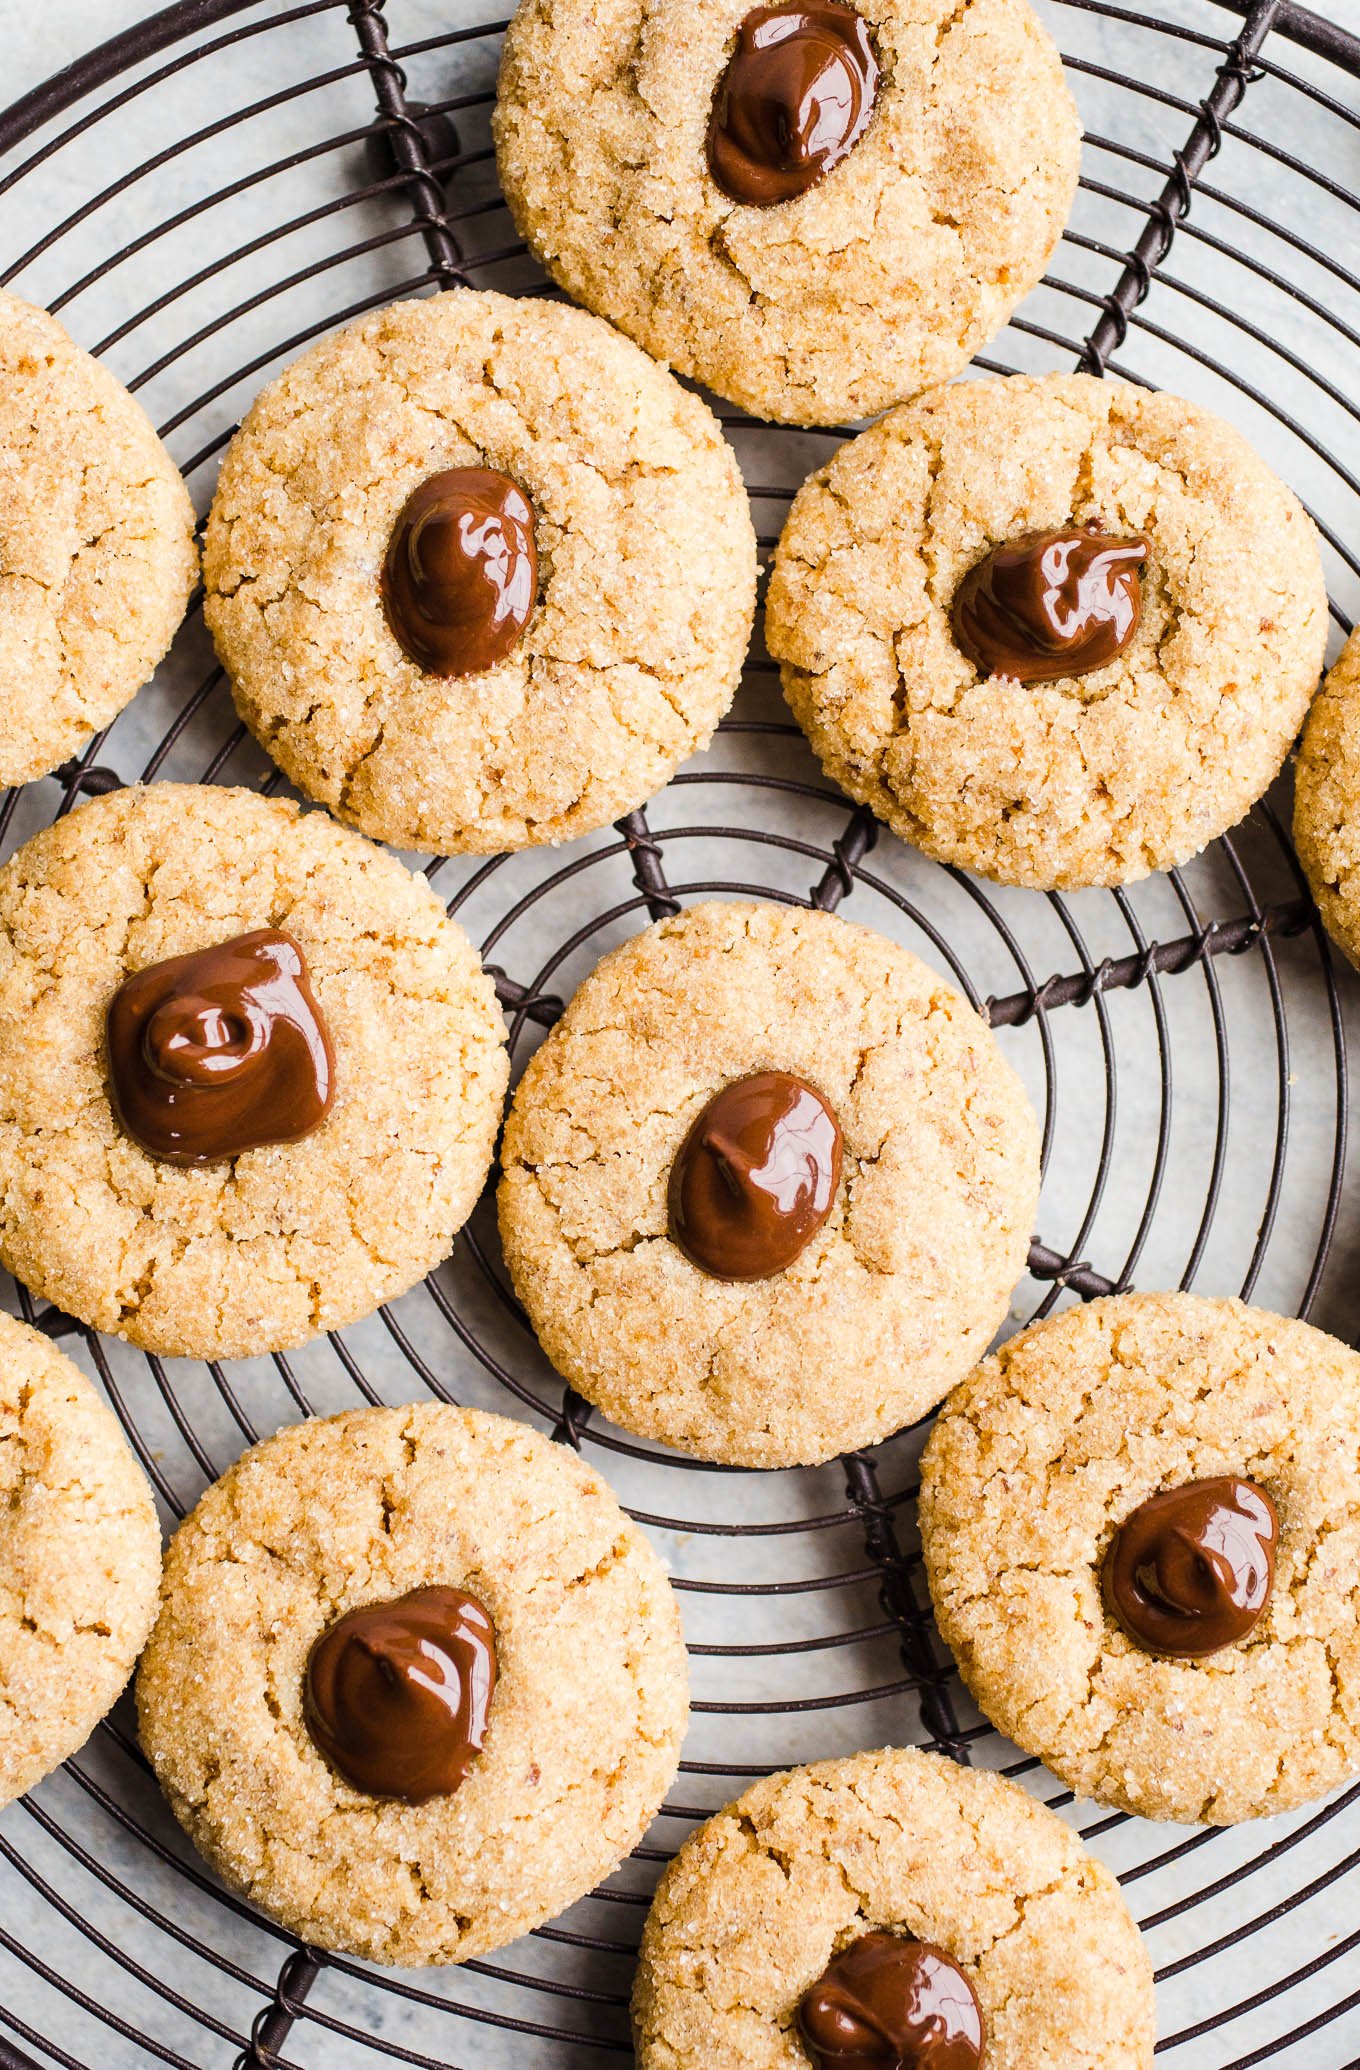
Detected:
left=0, top=784, right=507, bottom=1359
left=1294, top=627, right=1360, bottom=966
left=920, top=1291, right=1360, bottom=1824
left=136, top=1403, right=689, bottom=1964
left=0, top=291, right=197, bottom=785
left=0, top=1312, right=161, bottom=1807
left=497, top=900, right=1040, bottom=1466
left=495, top=0, right=1080, bottom=427
left=204, top=289, right=756, bottom=853
left=768, top=374, right=1327, bottom=887
left=633, top=1748, right=1154, bottom=2069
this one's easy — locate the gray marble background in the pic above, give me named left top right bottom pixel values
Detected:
left=1, top=0, right=1359, bottom=2065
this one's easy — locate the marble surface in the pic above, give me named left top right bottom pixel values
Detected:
left=0, top=2, right=1359, bottom=2066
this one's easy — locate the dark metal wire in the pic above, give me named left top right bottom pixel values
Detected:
left=0, top=0, right=1357, bottom=2065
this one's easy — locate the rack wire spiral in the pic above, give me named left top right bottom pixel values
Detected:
left=1, top=0, right=1359, bottom=2063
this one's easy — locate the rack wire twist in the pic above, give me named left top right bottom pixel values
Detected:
left=1, top=0, right=1360, bottom=2063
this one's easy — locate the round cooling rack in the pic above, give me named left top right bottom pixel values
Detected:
left=2, top=1, right=1360, bottom=2065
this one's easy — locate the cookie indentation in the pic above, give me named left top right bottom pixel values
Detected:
left=494, top=0, right=1081, bottom=425
left=632, top=1748, right=1155, bottom=2070
left=382, top=468, right=537, bottom=677
left=769, top=373, right=1327, bottom=889
left=798, top=1930, right=985, bottom=2069
left=204, top=289, right=756, bottom=854
left=1102, top=1476, right=1277, bottom=1660
left=107, top=928, right=334, bottom=1165
left=667, top=1069, right=842, bottom=1280
left=305, top=1585, right=498, bottom=1802
left=0, top=784, right=508, bottom=1360
left=951, top=527, right=1147, bottom=686
left=707, top=4, right=879, bottom=207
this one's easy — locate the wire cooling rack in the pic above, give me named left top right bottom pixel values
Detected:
left=2, top=0, right=1360, bottom=2064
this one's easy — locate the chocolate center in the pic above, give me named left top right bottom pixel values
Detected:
left=382, top=466, right=537, bottom=677
left=951, top=526, right=1149, bottom=685
left=708, top=3, right=880, bottom=207
left=668, top=1069, right=842, bottom=1281
left=106, top=929, right=334, bottom=1165
left=304, top=1585, right=498, bottom=1802
left=1103, top=1476, right=1279, bottom=1659
left=798, top=1931, right=986, bottom=2070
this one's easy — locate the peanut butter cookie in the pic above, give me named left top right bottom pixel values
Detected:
left=498, top=901, right=1039, bottom=1466
left=495, top=0, right=1080, bottom=427
left=0, top=291, right=196, bottom=784
left=137, top=1404, right=689, bottom=1964
left=0, top=1312, right=160, bottom=1807
left=769, top=374, right=1327, bottom=887
left=204, top=289, right=756, bottom=853
left=633, top=1748, right=1154, bottom=2068
left=0, top=784, right=507, bottom=1359
left=921, top=1291, right=1360, bottom=1823
left=1294, top=627, right=1360, bottom=967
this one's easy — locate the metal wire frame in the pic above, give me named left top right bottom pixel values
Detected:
left=0, top=1, right=1358, bottom=2066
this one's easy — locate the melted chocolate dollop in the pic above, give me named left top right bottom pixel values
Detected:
left=708, top=3, right=880, bottom=207
left=668, top=1069, right=842, bottom=1281
left=304, top=1585, right=498, bottom=1802
left=1103, top=1476, right=1279, bottom=1659
left=798, top=1931, right=986, bottom=2070
left=952, top=526, right=1149, bottom=685
left=382, top=466, right=537, bottom=677
left=107, top=928, right=334, bottom=1165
